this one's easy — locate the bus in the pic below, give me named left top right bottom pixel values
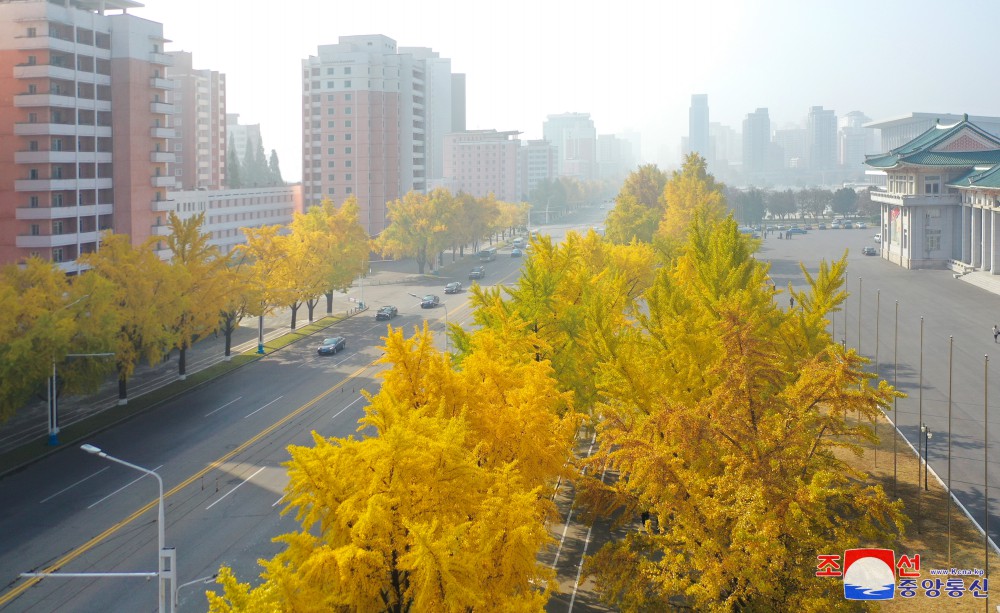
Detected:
left=478, top=247, right=497, bottom=262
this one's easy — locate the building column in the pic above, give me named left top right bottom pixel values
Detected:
left=992, top=210, right=1000, bottom=274
left=962, top=204, right=972, bottom=264
left=984, top=208, right=993, bottom=272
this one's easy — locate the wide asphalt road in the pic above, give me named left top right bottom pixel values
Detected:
left=765, top=226, right=1000, bottom=551
left=0, top=210, right=608, bottom=612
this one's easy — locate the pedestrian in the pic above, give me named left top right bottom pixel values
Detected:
left=994, top=324, right=999, bottom=343
left=790, top=295, right=795, bottom=309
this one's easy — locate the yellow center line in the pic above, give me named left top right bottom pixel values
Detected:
left=0, top=360, right=379, bottom=607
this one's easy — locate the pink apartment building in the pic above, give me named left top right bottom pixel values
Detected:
left=442, top=130, right=521, bottom=203
left=0, top=0, right=174, bottom=270
left=167, top=50, right=226, bottom=191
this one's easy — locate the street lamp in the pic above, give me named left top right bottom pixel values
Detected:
left=920, top=424, right=933, bottom=491
left=48, top=352, right=113, bottom=445
left=81, top=444, right=175, bottom=613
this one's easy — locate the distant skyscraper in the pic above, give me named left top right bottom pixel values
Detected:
left=301, top=35, right=460, bottom=235
left=774, top=125, right=807, bottom=168
left=596, top=134, right=633, bottom=181
left=543, top=113, right=597, bottom=180
left=806, top=106, right=838, bottom=172
left=688, top=94, right=711, bottom=162
left=519, top=140, right=556, bottom=200
left=742, top=108, right=771, bottom=175
left=226, top=113, right=262, bottom=168
left=839, top=111, right=873, bottom=176
left=167, top=51, right=226, bottom=190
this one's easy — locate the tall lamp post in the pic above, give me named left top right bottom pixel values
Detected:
left=81, top=444, right=175, bottom=613
left=48, top=352, right=113, bottom=445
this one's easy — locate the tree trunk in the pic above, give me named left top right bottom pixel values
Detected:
left=118, top=372, right=128, bottom=403
left=326, top=291, right=333, bottom=315
left=179, top=346, right=187, bottom=377
left=224, top=327, right=233, bottom=358
left=290, top=304, right=299, bottom=330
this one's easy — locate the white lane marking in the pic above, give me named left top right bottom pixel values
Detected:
left=205, top=396, right=242, bottom=417
left=272, top=495, right=284, bottom=508
left=568, top=461, right=611, bottom=611
left=551, top=433, right=598, bottom=570
left=40, top=467, right=110, bottom=504
left=87, top=465, right=164, bottom=509
left=206, top=466, right=266, bottom=511
left=332, top=395, right=366, bottom=419
left=244, top=396, right=283, bottom=419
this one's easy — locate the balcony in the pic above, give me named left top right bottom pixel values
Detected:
left=16, top=203, right=113, bottom=220
left=151, top=198, right=176, bottom=212
left=871, top=191, right=960, bottom=207
left=15, top=178, right=78, bottom=191
left=150, top=77, right=175, bottom=90
left=14, top=123, right=110, bottom=137
left=151, top=151, right=176, bottom=163
left=15, top=150, right=77, bottom=164
left=150, top=127, right=176, bottom=139
left=15, top=35, right=75, bottom=54
left=13, top=64, right=75, bottom=81
left=151, top=175, right=176, bottom=188
left=150, top=102, right=174, bottom=114
left=149, top=52, right=174, bottom=66
left=14, top=93, right=78, bottom=108
left=17, top=230, right=101, bottom=249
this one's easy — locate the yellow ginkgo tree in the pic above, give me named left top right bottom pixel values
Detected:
left=208, top=324, right=579, bottom=612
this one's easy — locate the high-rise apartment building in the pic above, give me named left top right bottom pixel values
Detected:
left=806, top=106, right=838, bottom=172
left=596, top=134, right=633, bottom=182
left=742, top=108, right=771, bottom=175
left=167, top=50, right=225, bottom=190
left=518, top=139, right=556, bottom=200
left=442, top=130, right=520, bottom=202
left=0, top=0, right=174, bottom=269
left=838, top=110, right=874, bottom=177
left=687, top=94, right=711, bottom=162
left=301, top=35, right=463, bottom=235
left=542, top=112, right=597, bottom=180
left=774, top=126, right=807, bottom=168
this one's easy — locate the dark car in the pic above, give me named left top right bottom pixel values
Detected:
left=863, top=246, right=877, bottom=256
left=787, top=227, right=807, bottom=235
left=511, top=248, right=523, bottom=258
left=375, top=305, right=398, bottom=320
left=317, top=336, right=346, bottom=355
left=420, top=294, right=440, bottom=309
left=444, top=282, right=463, bottom=294
left=469, top=266, right=486, bottom=280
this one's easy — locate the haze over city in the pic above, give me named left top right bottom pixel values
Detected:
left=139, top=0, right=1000, bottom=182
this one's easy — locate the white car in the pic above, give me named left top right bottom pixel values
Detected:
left=873, top=233, right=881, bottom=244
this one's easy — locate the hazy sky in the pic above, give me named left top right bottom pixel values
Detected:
left=138, top=0, right=1000, bottom=182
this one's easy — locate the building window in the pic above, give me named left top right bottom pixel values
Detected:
left=345, top=133, right=352, bottom=141
left=345, top=147, right=352, bottom=154
left=328, top=121, right=335, bottom=128
left=328, top=161, right=335, bottom=167
left=344, top=67, right=351, bottom=75
left=29, top=196, right=39, bottom=208
left=346, top=173, right=352, bottom=180
left=328, top=174, right=335, bottom=181
left=346, top=187, right=352, bottom=194
left=327, top=81, right=334, bottom=88
left=344, top=80, right=351, bottom=88
left=345, top=93, right=352, bottom=101
left=327, top=107, right=335, bottom=114
left=28, top=84, right=37, bottom=94
left=345, top=160, right=352, bottom=168
left=53, top=193, right=63, bottom=206
left=28, top=112, right=37, bottom=123
left=29, top=168, right=38, bottom=179
left=345, top=107, right=352, bottom=115
left=30, top=224, right=40, bottom=235
left=29, top=140, right=38, bottom=151
left=345, top=120, right=352, bottom=128
left=52, top=247, right=64, bottom=262
left=27, top=55, right=36, bottom=65
left=924, top=176, right=941, bottom=195
left=327, top=94, right=335, bottom=101
left=328, top=135, right=335, bottom=141
left=27, top=27, right=36, bottom=38
left=53, top=220, right=63, bottom=234
left=328, top=148, right=335, bottom=154
left=327, top=67, right=334, bottom=75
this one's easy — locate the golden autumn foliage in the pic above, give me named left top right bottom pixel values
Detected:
left=577, top=216, right=906, bottom=611
left=208, top=325, right=582, bottom=612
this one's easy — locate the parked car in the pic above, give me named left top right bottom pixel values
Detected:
left=863, top=246, right=877, bottom=256
left=512, top=237, right=526, bottom=248
left=375, top=305, right=398, bottom=321
left=818, top=223, right=827, bottom=230
left=420, top=294, right=440, bottom=309
left=842, top=221, right=854, bottom=229
left=856, top=221, right=868, bottom=229
left=444, top=282, right=463, bottom=294
left=511, top=248, right=523, bottom=258
left=469, top=266, right=486, bottom=279
left=317, top=336, right=346, bottom=355
left=873, top=233, right=882, bottom=244
left=787, top=227, right=807, bottom=235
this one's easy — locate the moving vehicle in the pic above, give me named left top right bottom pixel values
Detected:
left=511, top=248, right=523, bottom=258
left=787, top=227, right=807, bottom=235
left=863, top=246, right=877, bottom=256
left=375, top=305, right=398, bottom=320
left=469, top=266, right=486, bottom=279
left=444, top=282, right=463, bottom=294
left=420, top=294, right=440, bottom=309
left=317, top=337, right=346, bottom=355
left=874, top=233, right=882, bottom=243
left=478, top=247, right=497, bottom=262
left=512, top=237, right=526, bottom=248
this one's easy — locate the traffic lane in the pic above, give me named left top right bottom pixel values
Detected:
left=771, top=227, right=1000, bottom=541
left=0, top=320, right=382, bottom=603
